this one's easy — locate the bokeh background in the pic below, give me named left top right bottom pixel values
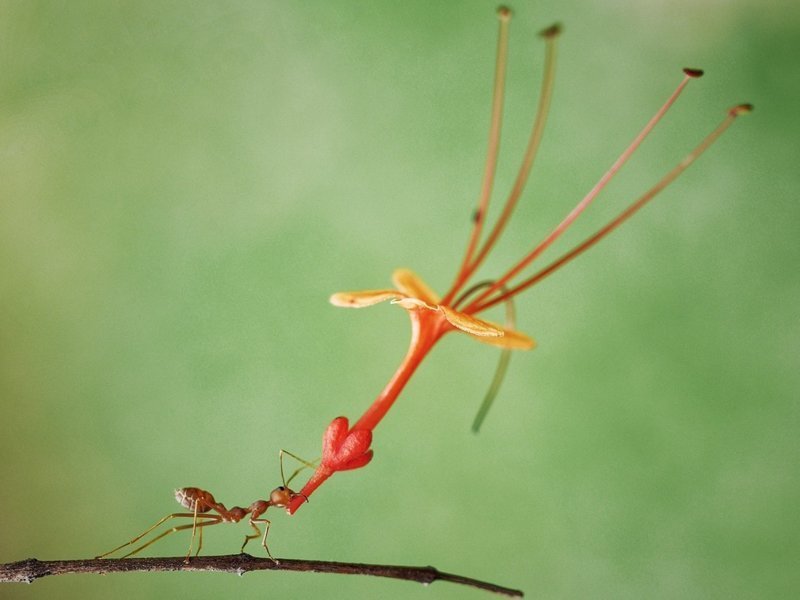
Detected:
left=1, top=1, right=797, bottom=598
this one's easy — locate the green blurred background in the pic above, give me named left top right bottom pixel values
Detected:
left=1, top=1, right=797, bottom=598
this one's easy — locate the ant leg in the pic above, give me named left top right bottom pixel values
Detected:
left=96, top=513, right=200, bottom=559
left=279, top=449, right=319, bottom=487
left=185, top=497, right=209, bottom=562
left=196, top=518, right=204, bottom=558
left=120, top=516, right=222, bottom=560
left=240, top=520, right=264, bottom=555
left=252, top=517, right=276, bottom=563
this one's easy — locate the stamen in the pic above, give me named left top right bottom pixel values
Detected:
left=471, top=284, right=516, bottom=433
left=452, top=280, right=516, bottom=432
left=453, top=280, right=494, bottom=308
left=445, top=23, right=562, bottom=305
left=445, top=7, right=513, bottom=303
left=463, top=68, right=703, bottom=313
left=472, top=337, right=512, bottom=432
left=472, top=104, right=753, bottom=312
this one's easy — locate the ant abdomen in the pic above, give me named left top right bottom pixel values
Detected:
left=175, top=487, right=213, bottom=513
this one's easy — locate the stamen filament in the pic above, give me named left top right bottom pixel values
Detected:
left=464, top=282, right=516, bottom=433
left=462, top=68, right=703, bottom=314
left=444, top=23, right=562, bottom=305
left=472, top=104, right=753, bottom=313
left=447, top=7, right=512, bottom=301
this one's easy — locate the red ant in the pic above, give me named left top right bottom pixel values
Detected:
left=96, top=450, right=315, bottom=563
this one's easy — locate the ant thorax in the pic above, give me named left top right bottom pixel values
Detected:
left=248, top=500, right=269, bottom=515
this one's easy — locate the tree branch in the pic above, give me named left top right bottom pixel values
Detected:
left=0, top=554, right=523, bottom=597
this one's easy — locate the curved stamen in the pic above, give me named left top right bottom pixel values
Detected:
left=452, top=281, right=517, bottom=433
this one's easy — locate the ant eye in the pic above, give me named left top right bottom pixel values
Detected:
left=277, top=486, right=285, bottom=491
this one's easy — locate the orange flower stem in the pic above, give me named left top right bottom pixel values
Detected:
left=287, top=312, right=448, bottom=515
left=353, top=311, right=445, bottom=432
left=287, top=466, right=333, bottom=515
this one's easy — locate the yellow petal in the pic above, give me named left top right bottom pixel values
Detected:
left=392, top=268, right=441, bottom=305
left=439, top=305, right=503, bottom=337
left=329, top=290, right=405, bottom=308
left=391, top=297, right=437, bottom=311
left=471, top=325, right=536, bottom=350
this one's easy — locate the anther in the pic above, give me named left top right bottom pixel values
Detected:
left=730, top=103, right=754, bottom=117
left=682, top=67, right=704, bottom=78
left=539, top=23, right=562, bottom=39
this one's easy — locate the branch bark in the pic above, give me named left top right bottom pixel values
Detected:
left=0, top=554, right=523, bottom=597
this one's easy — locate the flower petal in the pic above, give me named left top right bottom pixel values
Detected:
left=330, top=290, right=405, bottom=308
left=392, top=268, right=441, bottom=305
left=391, top=297, right=437, bottom=311
left=320, top=418, right=374, bottom=472
left=439, top=305, right=503, bottom=337
left=322, top=416, right=349, bottom=460
left=470, top=325, right=536, bottom=350
left=339, top=449, right=373, bottom=471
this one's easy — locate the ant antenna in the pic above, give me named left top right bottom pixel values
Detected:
left=279, top=449, right=318, bottom=488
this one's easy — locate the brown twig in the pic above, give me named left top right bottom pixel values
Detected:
left=0, top=554, right=523, bottom=597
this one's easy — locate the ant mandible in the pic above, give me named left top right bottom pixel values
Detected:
left=96, top=450, right=315, bottom=563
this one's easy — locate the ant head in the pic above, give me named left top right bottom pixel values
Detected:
left=269, top=485, right=309, bottom=508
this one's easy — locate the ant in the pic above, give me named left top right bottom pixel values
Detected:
left=96, top=450, right=316, bottom=563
